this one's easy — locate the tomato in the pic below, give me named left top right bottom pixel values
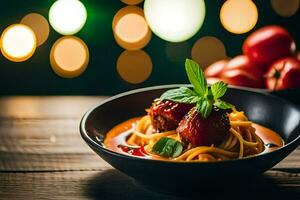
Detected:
left=206, top=77, right=228, bottom=85
left=225, top=55, right=265, bottom=77
left=221, top=69, right=264, bottom=88
left=297, top=51, right=300, bottom=61
left=265, top=57, right=300, bottom=90
left=243, top=26, right=295, bottom=66
left=205, top=56, right=265, bottom=88
left=204, top=60, right=228, bottom=77
left=215, top=55, right=265, bottom=88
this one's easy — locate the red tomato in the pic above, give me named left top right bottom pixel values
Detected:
left=266, top=57, right=300, bottom=90
left=225, top=55, right=265, bottom=77
left=221, top=69, right=264, bottom=88
left=215, top=55, right=265, bottom=88
left=297, top=51, right=300, bottom=61
left=205, top=56, right=265, bottom=88
left=206, top=77, right=228, bottom=85
left=243, top=26, right=295, bottom=66
left=205, top=60, right=228, bottom=77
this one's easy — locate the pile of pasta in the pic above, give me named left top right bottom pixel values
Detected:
left=127, top=108, right=265, bottom=162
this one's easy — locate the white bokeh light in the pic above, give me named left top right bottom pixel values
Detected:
left=49, top=0, right=87, bottom=35
left=0, top=24, right=36, bottom=62
left=144, top=0, right=205, bottom=42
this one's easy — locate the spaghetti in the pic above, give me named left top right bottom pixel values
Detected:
left=125, top=108, right=265, bottom=161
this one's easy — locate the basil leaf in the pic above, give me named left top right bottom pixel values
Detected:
left=157, top=58, right=235, bottom=119
left=211, top=81, right=228, bottom=99
left=152, top=137, right=183, bottom=158
left=196, top=99, right=212, bottom=118
left=214, top=99, right=233, bottom=109
left=160, top=87, right=200, bottom=104
left=185, top=59, right=207, bottom=97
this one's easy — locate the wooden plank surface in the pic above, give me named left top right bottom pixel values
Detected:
left=0, top=96, right=108, bottom=172
left=0, top=96, right=299, bottom=199
left=0, top=118, right=110, bottom=172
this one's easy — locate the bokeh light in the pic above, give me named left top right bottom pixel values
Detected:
left=50, top=36, right=89, bottom=78
left=113, top=6, right=151, bottom=50
left=220, top=0, right=258, bottom=34
left=49, top=0, right=87, bottom=35
left=121, top=0, right=144, bottom=5
left=191, top=36, right=227, bottom=69
left=117, top=50, right=152, bottom=84
left=271, top=0, right=299, bottom=17
left=0, top=24, right=36, bottom=62
left=21, top=13, right=50, bottom=46
left=144, top=0, right=205, bottom=42
left=165, top=42, right=190, bottom=63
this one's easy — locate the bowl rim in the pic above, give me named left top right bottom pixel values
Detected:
left=80, top=84, right=300, bottom=165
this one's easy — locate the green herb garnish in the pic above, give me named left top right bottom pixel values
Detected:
left=151, top=137, right=183, bottom=158
left=160, top=59, right=233, bottom=118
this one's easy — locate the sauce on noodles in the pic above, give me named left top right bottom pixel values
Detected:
left=104, top=116, right=284, bottom=161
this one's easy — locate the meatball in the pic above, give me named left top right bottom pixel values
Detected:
left=177, top=107, right=230, bottom=147
left=148, top=100, right=194, bottom=132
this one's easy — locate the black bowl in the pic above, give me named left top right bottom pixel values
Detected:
left=80, top=85, right=300, bottom=189
left=270, top=88, right=300, bottom=107
left=217, top=85, right=300, bottom=107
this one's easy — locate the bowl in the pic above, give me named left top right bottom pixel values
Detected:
left=223, top=85, right=300, bottom=107
left=80, top=85, right=300, bottom=189
left=270, top=88, right=300, bottom=107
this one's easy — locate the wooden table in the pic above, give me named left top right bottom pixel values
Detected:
left=0, top=96, right=299, bottom=199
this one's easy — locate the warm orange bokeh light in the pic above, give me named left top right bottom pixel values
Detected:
left=191, top=36, right=227, bottom=69
left=117, top=50, right=152, bottom=84
left=20, top=13, right=50, bottom=46
left=271, top=0, right=299, bottom=17
left=220, top=0, right=258, bottom=34
left=113, top=6, right=151, bottom=50
left=121, top=0, right=143, bottom=5
left=50, top=36, right=89, bottom=78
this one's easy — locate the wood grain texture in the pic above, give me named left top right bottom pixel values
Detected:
left=0, top=96, right=299, bottom=199
left=0, top=118, right=110, bottom=171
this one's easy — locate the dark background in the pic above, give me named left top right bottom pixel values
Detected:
left=0, top=0, right=299, bottom=95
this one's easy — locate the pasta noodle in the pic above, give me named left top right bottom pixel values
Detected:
left=126, top=108, right=265, bottom=161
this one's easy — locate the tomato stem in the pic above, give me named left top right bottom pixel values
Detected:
left=273, top=61, right=286, bottom=91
